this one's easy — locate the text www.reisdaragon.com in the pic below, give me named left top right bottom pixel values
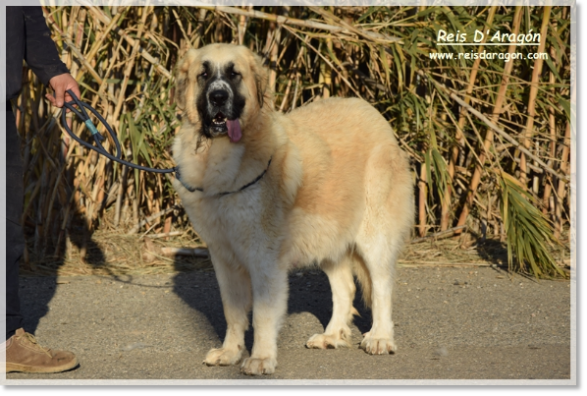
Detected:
left=429, top=51, right=549, bottom=62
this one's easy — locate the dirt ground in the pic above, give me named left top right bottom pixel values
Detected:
left=19, top=223, right=571, bottom=278
left=4, top=232, right=574, bottom=383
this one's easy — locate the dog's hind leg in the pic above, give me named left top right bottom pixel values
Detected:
left=240, top=263, right=288, bottom=375
left=204, top=249, right=252, bottom=366
left=354, top=142, right=412, bottom=355
left=356, top=233, right=400, bottom=355
left=306, top=255, right=356, bottom=349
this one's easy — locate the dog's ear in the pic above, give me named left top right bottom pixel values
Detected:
left=251, top=53, right=268, bottom=109
left=174, top=49, right=198, bottom=110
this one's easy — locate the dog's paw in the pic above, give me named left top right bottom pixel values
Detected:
left=360, top=333, right=397, bottom=355
left=203, top=347, right=243, bottom=366
left=306, top=332, right=351, bottom=349
left=240, top=357, right=277, bottom=375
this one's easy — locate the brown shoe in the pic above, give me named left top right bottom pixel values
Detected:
left=2, top=328, right=78, bottom=373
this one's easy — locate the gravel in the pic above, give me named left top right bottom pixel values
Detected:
left=6, top=266, right=571, bottom=382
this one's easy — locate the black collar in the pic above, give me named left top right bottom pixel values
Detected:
left=175, top=156, right=273, bottom=197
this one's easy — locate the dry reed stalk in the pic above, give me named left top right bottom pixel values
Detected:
left=99, top=40, right=124, bottom=124
left=237, top=11, right=246, bottom=45
left=163, top=213, right=172, bottom=239
left=39, top=148, right=60, bottom=251
left=83, top=4, right=172, bottom=79
left=75, top=9, right=87, bottom=53
left=59, top=7, right=73, bottom=66
left=82, top=10, right=126, bottom=82
left=62, top=8, right=84, bottom=78
left=43, top=162, right=68, bottom=244
left=519, top=6, right=552, bottom=186
left=265, top=22, right=278, bottom=89
left=269, top=8, right=288, bottom=92
left=70, top=136, right=99, bottom=219
left=307, top=6, right=399, bottom=44
left=80, top=99, right=114, bottom=227
left=279, top=38, right=307, bottom=111
left=33, top=163, right=49, bottom=254
left=145, top=231, right=183, bottom=239
left=455, top=6, right=523, bottom=233
left=114, top=150, right=131, bottom=227
left=418, top=163, right=427, bottom=237
left=445, top=89, right=567, bottom=181
left=87, top=157, right=108, bottom=225
left=542, top=28, right=559, bottom=215
left=554, top=122, right=571, bottom=239
left=283, top=25, right=362, bottom=98
left=130, top=181, right=139, bottom=226
left=202, top=5, right=399, bottom=43
left=22, top=181, right=42, bottom=225
left=441, top=6, right=497, bottom=231
left=112, top=8, right=150, bottom=123
left=171, top=8, right=189, bottom=48
left=193, top=8, right=208, bottom=49
left=128, top=206, right=178, bottom=234
left=102, top=180, right=120, bottom=210
left=411, top=225, right=467, bottom=244
left=108, top=6, right=149, bottom=228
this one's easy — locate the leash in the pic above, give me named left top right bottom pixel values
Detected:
left=59, top=89, right=271, bottom=196
left=60, top=89, right=177, bottom=175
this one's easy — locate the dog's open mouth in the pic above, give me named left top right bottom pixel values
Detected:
left=212, top=112, right=228, bottom=128
left=210, top=112, right=242, bottom=143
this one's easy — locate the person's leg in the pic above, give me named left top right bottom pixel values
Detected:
left=2, top=102, right=78, bottom=374
left=5, top=102, right=25, bottom=341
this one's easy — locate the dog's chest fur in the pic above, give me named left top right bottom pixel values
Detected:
left=172, top=132, right=286, bottom=264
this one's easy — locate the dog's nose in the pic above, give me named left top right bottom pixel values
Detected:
left=209, top=90, right=229, bottom=106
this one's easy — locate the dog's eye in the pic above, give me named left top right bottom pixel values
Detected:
left=199, top=71, right=208, bottom=79
left=230, top=71, right=240, bottom=78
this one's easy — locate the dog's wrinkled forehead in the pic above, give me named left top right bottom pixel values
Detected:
left=196, top=47, right=248, bottom=79
left=202, top=60, right=236, bottom=90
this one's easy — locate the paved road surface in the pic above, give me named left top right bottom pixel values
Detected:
left=4, top=266, right=572, bottom=383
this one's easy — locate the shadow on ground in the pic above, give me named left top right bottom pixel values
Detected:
left=172, top=258, right=373, bottom=353
left=20, top=216, right=106, bottom=335
left=474, top=238, right=509, bottom=267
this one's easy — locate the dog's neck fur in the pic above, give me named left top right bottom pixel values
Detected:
left=175, top=105, right=293, bottom=198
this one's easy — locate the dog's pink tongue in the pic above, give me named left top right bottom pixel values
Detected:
left=227, top=119, right=242, bottom=143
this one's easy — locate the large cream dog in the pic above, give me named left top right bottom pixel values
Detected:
left=172, top=43, right=414, bottom=376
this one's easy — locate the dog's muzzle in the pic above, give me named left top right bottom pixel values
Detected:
left=200, top=76, right=243, bottom=142
left=206, top=77, right=235, bottom=132
left=208, top=89, right=230, bottom=134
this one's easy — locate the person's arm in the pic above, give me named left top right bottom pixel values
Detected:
left=22, top=7, right=80, bottom=107
left=22, top=7, right=69, bottom=86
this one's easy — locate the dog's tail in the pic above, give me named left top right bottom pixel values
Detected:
left=350, top=251, right=372, bottom=309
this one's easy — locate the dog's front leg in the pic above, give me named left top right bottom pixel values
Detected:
left=240, top=264, right=288, bottom=376
left=204, top=252, right=252, bottom=367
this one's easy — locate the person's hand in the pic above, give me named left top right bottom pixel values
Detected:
left=46, top=73, right=81, bottom=108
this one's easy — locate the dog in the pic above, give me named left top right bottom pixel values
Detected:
left=172, top=43, right=414, bottom=376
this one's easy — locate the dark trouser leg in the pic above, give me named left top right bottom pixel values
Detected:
left=5, top=103, right=25, bottom=340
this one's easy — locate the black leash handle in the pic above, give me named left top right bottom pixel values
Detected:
left=60, top=89, right=177, bottom=174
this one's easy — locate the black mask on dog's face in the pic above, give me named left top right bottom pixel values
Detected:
left=196, top=61, right=246, bottom=140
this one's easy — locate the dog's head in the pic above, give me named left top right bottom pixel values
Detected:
left=174, top=44, right=268, bottom=142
